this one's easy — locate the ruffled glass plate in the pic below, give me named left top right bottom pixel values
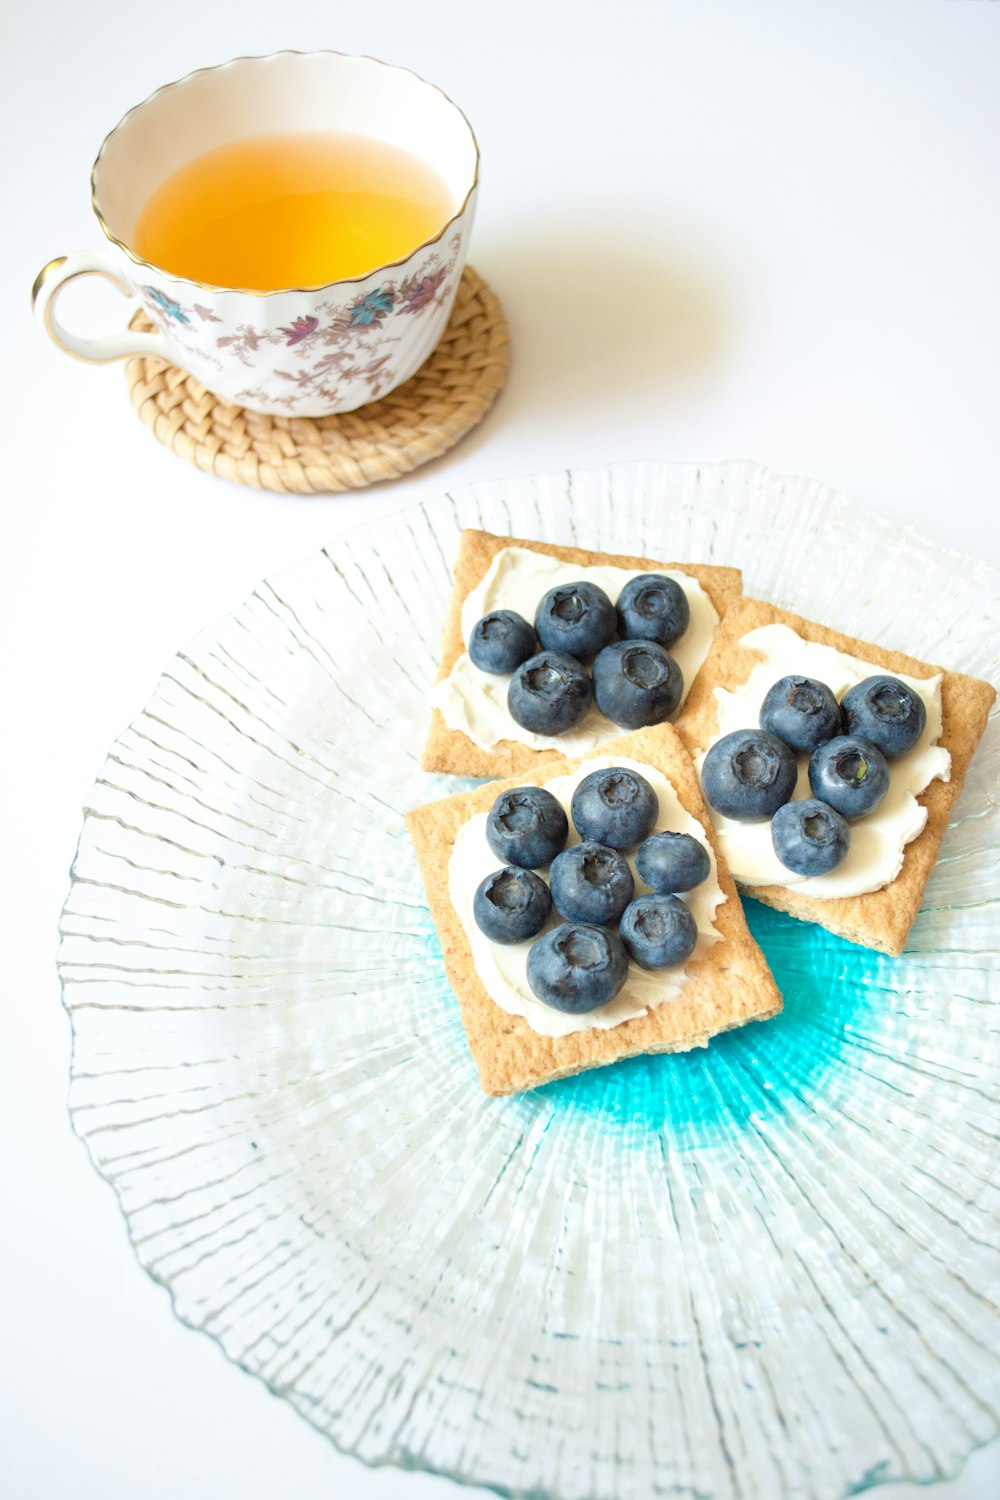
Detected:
left=59, top=461, right=1000, bottom=1500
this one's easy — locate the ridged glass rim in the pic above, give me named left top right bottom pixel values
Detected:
left=57, top=459, right=999, bottom=1500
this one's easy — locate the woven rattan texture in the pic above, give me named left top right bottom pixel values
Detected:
left=124, top=267, right=509, bottom=494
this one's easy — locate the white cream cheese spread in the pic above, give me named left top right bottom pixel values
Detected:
left=431, top=546, right=720, bottom=753
left=448, top=755, right=726, bottom=1038
left=696, top=624, right=951, bottom=899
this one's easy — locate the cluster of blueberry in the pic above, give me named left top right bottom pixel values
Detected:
left=473, top=766, right=712, bottom=1014
left=468, top=574, right=692, bottom=734
left=701, top=673, right=927, bottom=876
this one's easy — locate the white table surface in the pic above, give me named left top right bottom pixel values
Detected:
left=3, top=2, right=998, bottom=1497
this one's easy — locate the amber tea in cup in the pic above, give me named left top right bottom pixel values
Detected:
left=133, top=131, right=455, bottom=292
left=32, top=51, right=479, bottom=416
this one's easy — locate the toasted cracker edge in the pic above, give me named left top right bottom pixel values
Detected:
left=421, top=528, right=743, bottom=779
left=674, top=596, right=996, bottom=955
left=407, top=722, right=782, bottom=1096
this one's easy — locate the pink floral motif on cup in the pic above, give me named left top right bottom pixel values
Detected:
left=137, top=236, right=463, bottom=411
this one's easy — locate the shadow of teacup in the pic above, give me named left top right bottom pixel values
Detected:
left=487, top=210, right=733, bottom=418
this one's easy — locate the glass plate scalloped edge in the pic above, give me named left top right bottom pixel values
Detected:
left=58, top=460, right=1000, bottom=1500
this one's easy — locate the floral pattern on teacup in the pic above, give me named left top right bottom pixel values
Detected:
left=143, top=286, right=189, bottom=323
left=136, top=235, right=463, bottom=412
left=280, top=316, right=319, bottom=346
left=397, top=266, right=449, bottom=315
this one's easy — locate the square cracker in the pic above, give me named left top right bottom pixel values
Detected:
left=422, top=529, right=743, bottom=778
left=406, top=723, right=782, bottom=1097
left=675, top=597, right=996, bottom=956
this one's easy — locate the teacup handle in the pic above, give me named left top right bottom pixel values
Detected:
left=32, top=250, right=173, bottom=364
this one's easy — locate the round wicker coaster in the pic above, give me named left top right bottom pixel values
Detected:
left=124, top=267, right=509, bottom=495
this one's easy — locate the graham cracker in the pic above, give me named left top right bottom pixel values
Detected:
left=406, top=723, right=782, bottom=1096
left=422, top=529, right=743, bottom=778
left=675, top=596, right=996, bottom=956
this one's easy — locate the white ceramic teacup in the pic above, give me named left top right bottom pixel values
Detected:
left=33, top=51, right=479, bottom=417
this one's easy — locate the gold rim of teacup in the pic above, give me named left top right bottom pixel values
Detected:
left=89, top=49, right=481, bottom=299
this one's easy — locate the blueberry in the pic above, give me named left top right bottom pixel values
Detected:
left=770, top=798, right=850, bottom=876
left=841, top=675, right=927, bottom=758
left=701, top=729, right=798, bottom=820
left=808, top=735, right=890, bottom=819
left=549, top=841, right=634, bottom=924
left=635, top=831, right=711, bottom=893
left=616, top=573, right=690, bottom=648
left=571, top=766, right=658, bottom=849
left=759, top=675, right=842, bottom=753
left=508, top=652, right=593, bottom=735
left=473, top=867, right=552, bottom=944
left=468, top=609, right=538, bottom=674
left=593, top=641, right=683, bottom=728
left=620, top=894, right=698, bottom=970
left=526, top=923, right=629, bottom=1013
left=485, top=786, right=568, bottom=868
left=534, top=581, right=617, bottom=659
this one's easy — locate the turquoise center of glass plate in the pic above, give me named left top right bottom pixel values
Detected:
left=532, top=900, right=893, bottom=1145
left=424, top=900, right=899, bottom=1146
